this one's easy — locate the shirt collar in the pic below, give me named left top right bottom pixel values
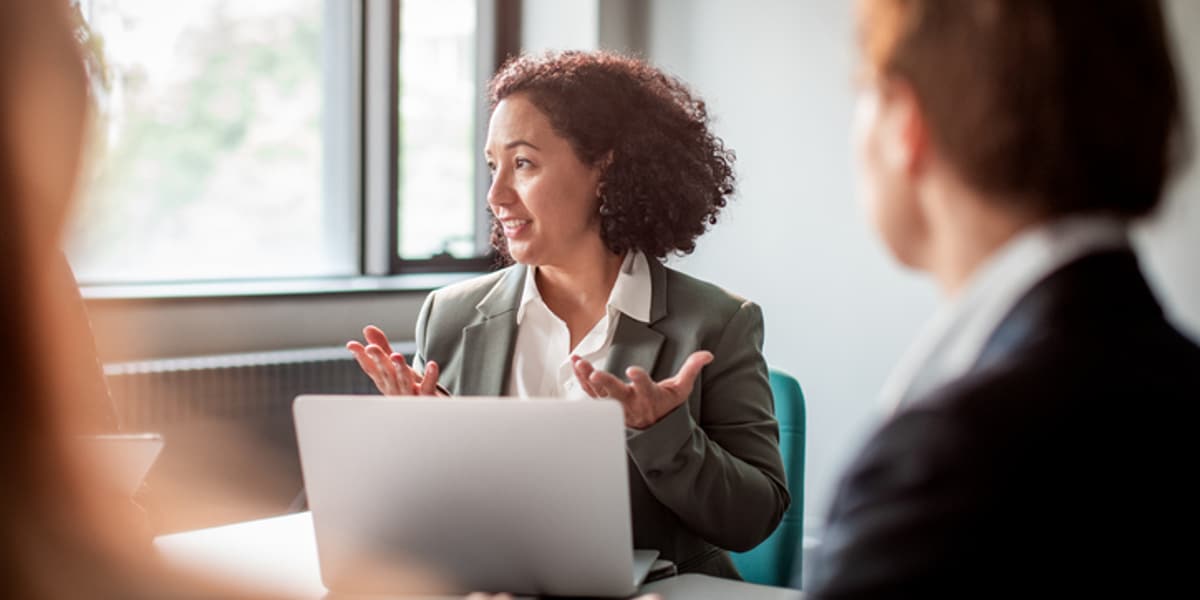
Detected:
left=879, top=215, right=1130, bottom=413
left=608, top=252, right=653, bottom=323
left=515, top=251, right=653, bottom=325
left=515, top=265, right=542, bottom=325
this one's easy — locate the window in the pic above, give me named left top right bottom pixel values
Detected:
left=397, top=0, right=481, bottom=261
left=68, top=0, right=505, bottom=286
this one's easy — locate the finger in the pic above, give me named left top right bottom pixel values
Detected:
left=589, top=369, right=634, bottom=402
left=363, top=325, right=395, bottom=356
left=418, top=360, right=440, bottom=396
left=349, top=345, right=388, bottom=392
left=571, top=356, right=600, bottom=397
left=367, top=344, right=399, bottom=394
left=592, top=370, right=642, bottom=427
left=625, top=366, right=658, bottom=400
left=670, top=350, right=714, bottom=391
left=347, top=341, right=376, bottom=375
left=570, top=355, right=592, bottom=376
left=389, top=352, right=417, bottom=395
left=390, top=352, right=423, bottom=386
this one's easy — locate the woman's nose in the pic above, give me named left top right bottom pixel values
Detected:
left=487, top=172, right=514, bottom=208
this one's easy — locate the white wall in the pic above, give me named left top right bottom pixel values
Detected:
left=636, top=0, right=1200, bottom=535
left=643, top=0, right=934, bottom=533
left=1138, top=0, right=1200, bottom=336
left=521, top=0, right=600, bottom=51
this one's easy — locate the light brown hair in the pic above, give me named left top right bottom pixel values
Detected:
left=857, top=0, right=1189, bottom=218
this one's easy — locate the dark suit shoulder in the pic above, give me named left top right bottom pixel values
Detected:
left=818, top=327, right=1199, bottom=596
left=926, top=316, right=1200, bottom=428
left=815, top=354, right=1190, bottom=598
left=811, top=252, right=1198, bottom=598
left=906, top=318, right=1200, bottom=483
left=923, top=248, right=1200, bottom=431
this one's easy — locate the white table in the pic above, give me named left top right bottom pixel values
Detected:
left=156, top=511, right=803, bottom=599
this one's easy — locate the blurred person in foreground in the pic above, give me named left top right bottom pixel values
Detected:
left=0, top=0, right=166, bottom=595
left=0, top=1, right=299, bottom=597
left=804, top=0, right=1198, bottom=597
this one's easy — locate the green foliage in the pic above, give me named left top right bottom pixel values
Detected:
left=72, top=1, right=323, bottom=278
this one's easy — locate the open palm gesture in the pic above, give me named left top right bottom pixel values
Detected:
left=570, top=351, right=713, bottom=429
left=346, top=325, right=442, bottom=396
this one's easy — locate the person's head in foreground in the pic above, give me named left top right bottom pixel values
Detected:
left=0, top=1, right=292, bottom=597
left=805, top=1, right=1196, bottom=597
left=853, top=0, right=1186, bottom=288
left=0, top=1, right=155, bottom=596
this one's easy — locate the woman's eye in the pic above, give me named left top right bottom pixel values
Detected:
left=515, top=158, right=531, bottom=169
left=486, top=162, right=496, bottom=177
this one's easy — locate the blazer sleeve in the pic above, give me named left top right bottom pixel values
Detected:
left=804, top=407, right=983, bottom=598
left=624, top=301, right=790, bottom=552
left=411, top=291, right=435, bottom=373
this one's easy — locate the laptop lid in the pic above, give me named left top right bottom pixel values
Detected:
left=294, top=395, right=639, bottom=597
left=80, top=433, right=163, bottom=496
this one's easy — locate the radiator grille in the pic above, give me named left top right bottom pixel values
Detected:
left=103, top=345, right=409, bottom=429
left=102, top=344, right=414, bottom=533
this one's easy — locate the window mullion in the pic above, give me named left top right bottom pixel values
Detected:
left=363, top=0, right=398, bottom=276
left=324, top=0, right=363, bottom=276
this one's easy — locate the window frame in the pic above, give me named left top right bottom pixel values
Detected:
left=370, top=0, right=521, bottom=277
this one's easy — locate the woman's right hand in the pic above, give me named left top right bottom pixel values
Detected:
left=346, top=325, right=441, bottom=396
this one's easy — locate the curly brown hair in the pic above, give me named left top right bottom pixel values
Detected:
left=487, top=50, right=736, bottom=261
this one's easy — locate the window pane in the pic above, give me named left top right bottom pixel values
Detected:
left=397, top=0, right=479, bottom=260
left=68, top=0, right=356, bottom=283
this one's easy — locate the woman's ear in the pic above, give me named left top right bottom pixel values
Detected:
left=593, top=150, right=614, bottom=201
left=595, top=150, right=615, bottom=177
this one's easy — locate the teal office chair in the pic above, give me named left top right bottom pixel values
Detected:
left=731, top=368, right=806, bottom=587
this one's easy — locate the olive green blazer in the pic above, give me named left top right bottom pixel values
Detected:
left=412, top=259, right=790, bottom=578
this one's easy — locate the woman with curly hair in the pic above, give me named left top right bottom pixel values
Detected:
left=348, top=50, right=788, bottom=578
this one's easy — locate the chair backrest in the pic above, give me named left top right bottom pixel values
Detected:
left=730, top=368, right=806, bottom=587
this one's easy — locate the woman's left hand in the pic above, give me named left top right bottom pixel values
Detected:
left=571, top=351, right=713, bottom=429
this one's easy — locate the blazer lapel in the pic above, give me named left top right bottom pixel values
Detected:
left=604, top=315, right=667, bottom=380
left=458, top=266, right=526, bottom=395
left=603, top=258, right=669, bottom=380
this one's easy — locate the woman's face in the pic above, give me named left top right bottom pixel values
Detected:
left=485, top=94, right=604, bottom=267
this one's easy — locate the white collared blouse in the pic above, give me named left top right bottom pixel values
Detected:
left=506, top=251, right=653, bottom=400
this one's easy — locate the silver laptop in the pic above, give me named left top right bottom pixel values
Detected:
left=293, top=395, right=658, bottom=597
left=80, top=433, right=163, bottom=496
